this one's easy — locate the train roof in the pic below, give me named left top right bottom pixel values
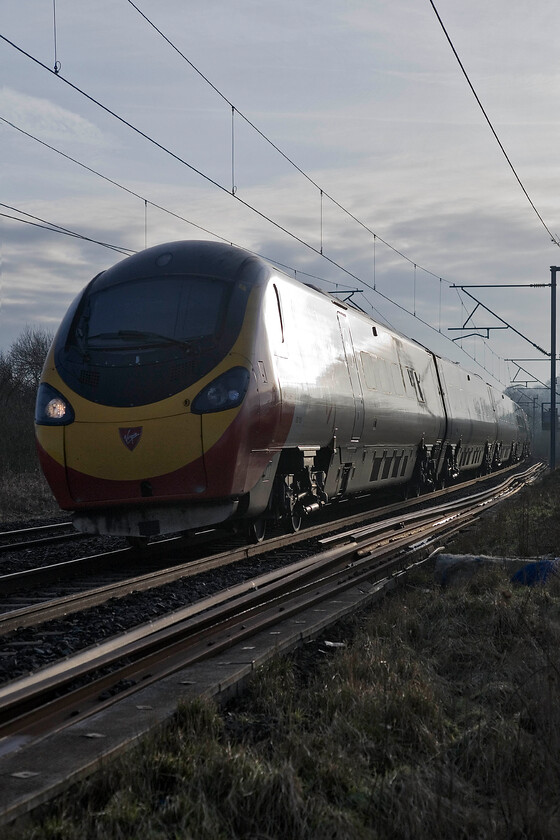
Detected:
left=91, top=240, right=266, bottom=292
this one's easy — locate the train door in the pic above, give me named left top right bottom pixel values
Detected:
left=337, top=313, right=364, bottom=442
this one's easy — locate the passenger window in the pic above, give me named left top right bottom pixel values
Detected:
left=378, top=359, right=391, bottom=393
left=360, top=352, right=377, bottom=390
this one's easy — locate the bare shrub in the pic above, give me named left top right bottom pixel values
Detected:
left=0, top=326, right=58, bottom=522
left=8, top=325, right=53, bottom=391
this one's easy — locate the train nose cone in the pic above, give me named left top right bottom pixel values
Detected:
left=64, top=413, right=206, bottom=503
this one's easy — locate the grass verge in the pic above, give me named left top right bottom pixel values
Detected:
left=6, top=468, right=560, bottom=839
left=0, top=469, right=61, bottom=523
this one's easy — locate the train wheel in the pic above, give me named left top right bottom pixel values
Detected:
left=248, top=517, right=267, bottom=544
left=283, top=475, right=302, bottom=533
left=290, top=505, right=302, bottom=533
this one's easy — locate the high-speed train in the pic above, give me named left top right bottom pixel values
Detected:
left=35, top=240, right=530, bottom=541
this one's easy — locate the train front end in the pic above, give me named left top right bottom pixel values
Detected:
left=35, top=241, right=272, bottom=538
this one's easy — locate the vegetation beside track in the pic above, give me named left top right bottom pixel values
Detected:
left=5, top=467, right=560, bottom=839
left=0, top=328, right=60, bottom=523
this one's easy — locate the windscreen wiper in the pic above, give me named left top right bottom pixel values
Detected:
left=87, top=330, right=195, bottom=350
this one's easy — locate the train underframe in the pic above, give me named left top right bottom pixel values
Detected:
left=244, top=435, right=526, bottom=542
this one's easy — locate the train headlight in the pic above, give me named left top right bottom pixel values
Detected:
left=35, top=383, right=75, bottom=426
left=191, top=367, right=250, bottom=414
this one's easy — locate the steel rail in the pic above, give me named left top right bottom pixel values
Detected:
left=0, top=462, right=541, bottom=626
left=0, top=496, right=463, bottom=632
left=0, top=523, right=71, bottom=540
left=0, top=467, right=536, bottom=748
left=319, top=461, right=543, bottom=547
left=0, top=523, right=80, bottom=555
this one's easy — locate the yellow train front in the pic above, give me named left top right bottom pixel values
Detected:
left=35, top=240, right=287, bottom=539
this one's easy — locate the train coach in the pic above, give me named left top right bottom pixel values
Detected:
left=35, top=240, right=530, bottom=541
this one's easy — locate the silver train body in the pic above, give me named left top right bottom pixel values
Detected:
left=36, top=241, right=531, bottom=538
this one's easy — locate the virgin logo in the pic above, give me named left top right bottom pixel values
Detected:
left=119, top=427, right=143, bottom=451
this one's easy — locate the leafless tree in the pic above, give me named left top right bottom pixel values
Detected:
left=8, top=326, right=54, bottom=391
left=0, top=350, right=14, bottom=402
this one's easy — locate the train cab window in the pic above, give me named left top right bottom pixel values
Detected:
left=79, top=275, right=229, bottom=348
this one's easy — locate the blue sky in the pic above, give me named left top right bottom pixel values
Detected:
left=2, top=0, right=560, bottom=390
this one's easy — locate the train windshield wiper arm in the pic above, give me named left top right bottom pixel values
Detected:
left=87, top=330, right=195, bottom=350
left=117, top=330, right=196, bottom=349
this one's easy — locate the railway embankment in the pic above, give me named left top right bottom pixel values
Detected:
left=4, top=467, right=560, bottom=839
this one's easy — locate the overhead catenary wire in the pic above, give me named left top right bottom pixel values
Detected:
left=122, top=1, right=455, bottom=284
left=1, top=209, right=504, bottom=385
left=3, top=34, right=441, bottom=298
left=119, top=1, right=555, bottom=384
left=0, top=116, right=233, bottom=244
left=1, top=28, right=475, bottom=324
left=1, top=116, right=365, bottom=293
left=428, top=0, right=559, bottom=246
left=0, top=29, right=531, bottom=387
left=2, top=193, right=499, bottom=385
left=0, top=121, right=510, bottom=387
left=0, top=33, right=375, bottom=290
left=0, top=205, right=135, bottom=255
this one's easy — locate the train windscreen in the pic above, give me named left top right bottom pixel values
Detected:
left=53, top=272, right=248, bottom=406
left=79, top=275, right=229, bottom=348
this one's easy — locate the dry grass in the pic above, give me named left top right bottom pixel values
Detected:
left=8, top=549, right=560, bottom=833
left=6, top=467, right=560, bottom=838
left=451, top=467, right=560, bottom=558
left=0, top=469, right=61, bottom=522
left=0, top=397, right=61, bottom=523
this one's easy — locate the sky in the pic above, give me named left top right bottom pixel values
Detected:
left=2, top=0, right=560, bottom=394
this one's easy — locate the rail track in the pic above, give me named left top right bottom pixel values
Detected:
left=0, top=460, right=544, bottom=825
left=0, top=521, right=82, bottom=555
left=0, top=461, right=540, bottom=611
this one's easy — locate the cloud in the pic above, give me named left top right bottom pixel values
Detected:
left=0, top=87, right=110, bottom=148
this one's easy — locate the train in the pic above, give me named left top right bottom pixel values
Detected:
left=35, top=239, right=531, bottom=542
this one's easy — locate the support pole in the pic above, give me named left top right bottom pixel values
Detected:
left=551, top=267, right=557, bottom=470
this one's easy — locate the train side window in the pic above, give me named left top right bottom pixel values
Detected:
left=378, top=359, right=391, bottom=393
left=273, top=284, right=284, bottom=343
left=360, top=352, right=377, bottom=390
left=406, top=368, right=425, bottom=402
